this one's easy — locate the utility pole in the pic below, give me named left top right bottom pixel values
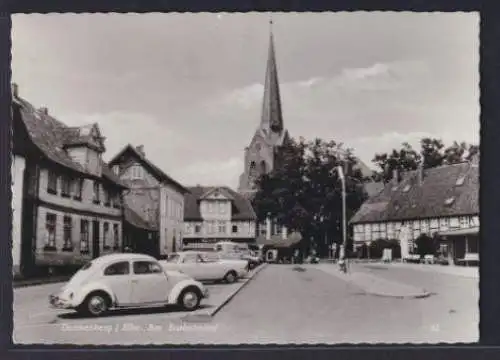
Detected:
left=337, top=165, right=347, bottom=259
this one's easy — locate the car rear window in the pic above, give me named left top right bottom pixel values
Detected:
left=104, top=261, right=130, bottom=276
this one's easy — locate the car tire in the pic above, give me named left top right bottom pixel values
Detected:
left=224, top=270, right=238, bottom=284
left=79, top=291, right=110, bottom=317
left=178, top=287, right=201, bottom=311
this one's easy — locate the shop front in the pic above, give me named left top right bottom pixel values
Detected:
left=437, top=227, right=479, bottom=266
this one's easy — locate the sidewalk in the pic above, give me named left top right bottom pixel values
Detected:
left=385, top=262, right=478, bottom=279
left=13, top=275, right=72, bottom=289
left=310, top=263, right=431, bottom=299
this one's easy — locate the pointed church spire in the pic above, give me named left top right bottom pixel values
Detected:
left=260, top=17, right=284, bottom=134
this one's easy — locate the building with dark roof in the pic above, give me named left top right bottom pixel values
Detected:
left=182, top=186, right=257, bottom=250
left=350, top=156, right=479, bottom=264
left=108, top=144, right=190, bottom=257
left=11, top=84, right=128, bottom=277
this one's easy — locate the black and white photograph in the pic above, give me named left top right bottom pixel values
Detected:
left=11, top=12, right=479, bottom=345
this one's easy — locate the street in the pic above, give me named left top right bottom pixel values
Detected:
left=13, top=263, right=478, bottom=344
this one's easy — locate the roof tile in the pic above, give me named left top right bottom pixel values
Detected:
left=350, top=161, right=478, bottom=224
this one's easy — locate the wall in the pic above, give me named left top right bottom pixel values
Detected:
left=160, top=184, right=185, bottom=254
left=11, top=155, right=25, bottom=275
left=184, top=220, right=256, bottom=239
left=353, top=215, right=480, bottom=248
left=35, top=205, right=122, bottom=266
left=38, top=169, right=122, bottom=218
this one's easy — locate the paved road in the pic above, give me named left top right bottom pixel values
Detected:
left=13, top=264, right=478, bottom=344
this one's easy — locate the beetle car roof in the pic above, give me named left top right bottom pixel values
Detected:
left=91, top=253, right=157, bottom=266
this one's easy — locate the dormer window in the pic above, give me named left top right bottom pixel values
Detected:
left=402, top=185, right=411, bottom=193
left=130, top=165, right=143, bottom=180
left=456, top=176, right=465, bottom=186
left=444, top=197, right=455, bottom=206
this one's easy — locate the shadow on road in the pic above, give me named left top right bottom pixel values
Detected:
left=57, top=304, right=213, bottom=320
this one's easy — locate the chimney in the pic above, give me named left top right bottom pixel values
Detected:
left=135, top=145, right=145, bottom=157
left=11, top=83, right=18, bottom=98
left=417, top=164, right=424, bottom=186
left=39, top=107, right=48, bottom=115
left=392, top=169, right=399, bottom=185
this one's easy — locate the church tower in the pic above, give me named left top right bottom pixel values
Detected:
left=238, top=20, right=291, bottom=197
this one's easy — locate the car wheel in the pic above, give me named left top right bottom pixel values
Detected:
left=80, top=292, right=110, bottom=317
left=224, top=270, right=237, bottom=284
left=178, top=288, right=201, bottom=311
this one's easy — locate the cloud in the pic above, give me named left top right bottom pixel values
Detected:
left=177, top=157, right=243, bottom=189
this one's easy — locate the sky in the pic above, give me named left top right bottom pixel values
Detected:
left=11, top=12, right=479, bottom=189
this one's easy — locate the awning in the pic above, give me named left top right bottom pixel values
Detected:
left=438, top=227, right=479, bottom=237
left=256, top=232, right=302, bottom=248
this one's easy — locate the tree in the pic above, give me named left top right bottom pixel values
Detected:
left=415, top=234, right=439, bottom=257
left=372, top=138, right=479, bottom=183
left=252, top=137, right=367, bottom=258
left=420, top=137, right=445, bottom=169
left=372, top=142, right=421, bottom=183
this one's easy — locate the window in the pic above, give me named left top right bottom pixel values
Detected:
left=63, top=216, right=73, bottom=251
left=72, top=179, right=83, bottom=201
left=219, top=202, right=226, bottom=214
left=232, top=225, right=238, bottom=233
left=103, top=222, right=110, bottom=249
left=449, top=217, right=459, bottom=229
left=104, top=261, right=130, bottom=276
left=208, top=202, right=214, bottom=213
left=112, top=193, right=121, bottom=209
left=182, top=254, right=199, bottom=263
left=44, top=213, right=57, bottom=250
left=113, top=223, right=120, bottom=250
left=103, top=187, right=111, bottom=207
left=80, top=220, right=89, bottom=253
left=61, top=176, right=71, bottom=197
left=218, top=222, right=227, bottom=234
left=130, top=165, right=143, bottom=180
left=195, top=224, right=201, bottom=234
left=459, top=216, right=471, bottom=228
left=133, top=261, right=162, bottom=274
left=93, top=182, right=101, bottom=204
left=47, top=171, right=58, bottom=194
left=444, top=197, right=455, bottom=206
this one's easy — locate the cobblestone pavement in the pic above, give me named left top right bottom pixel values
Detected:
left=13, top=264, right=477, bottom=345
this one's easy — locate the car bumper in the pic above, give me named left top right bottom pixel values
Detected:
left=49, top=294, right=74, bottom=309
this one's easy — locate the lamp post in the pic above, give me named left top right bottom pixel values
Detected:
left=336, top=165, right=347, bottom=261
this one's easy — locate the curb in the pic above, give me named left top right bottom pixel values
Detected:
left=209, top=263, right=268, bottom=317
left=313, top=265, right=431, bottom=300
left=358, top=287, right=432, bottom=300
left=13, top=277, right=71, bottom=289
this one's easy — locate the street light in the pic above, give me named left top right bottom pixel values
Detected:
left=336, top=165, right=347, bottom=262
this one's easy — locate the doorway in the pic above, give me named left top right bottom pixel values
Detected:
left=92, top=220, right=100, bottom=258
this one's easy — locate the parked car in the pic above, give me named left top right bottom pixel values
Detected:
left=159, top=251, right=248, bottom=283
left=214, top=241, right=261, bottom=269
left=49, top=253, right=208, bottom=317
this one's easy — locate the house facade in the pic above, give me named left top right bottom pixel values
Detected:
left=11, top=84, right=127, bottom=277
left=350, top=156, right=479, bottom=263
left=183, top=186, right=257, bottom=250
left=108, top=144, right=189, bottom=257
